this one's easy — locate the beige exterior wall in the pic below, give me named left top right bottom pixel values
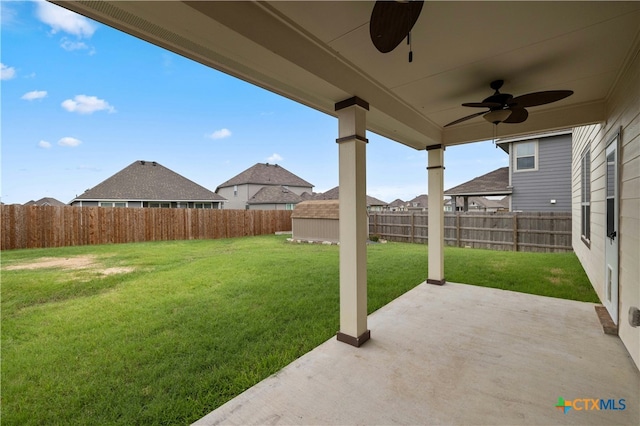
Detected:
left=218, top=184, right=312, bottom=210
left=292, top=218, right=340, bottom=243
left=572, top=45, right=639, bottom=368
left=217, top=185, right=250, bottom=210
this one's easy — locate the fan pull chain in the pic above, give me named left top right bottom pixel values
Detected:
left=407, top=31, right=413, bottom=63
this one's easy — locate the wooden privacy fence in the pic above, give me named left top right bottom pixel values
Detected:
left=369, top=212, right=573, bottom=253
left=1, top=205, right=292, bottom=250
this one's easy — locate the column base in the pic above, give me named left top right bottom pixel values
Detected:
left=427, top=278, right=446, bottom=286
left=336, top=330, right=371, bottom=347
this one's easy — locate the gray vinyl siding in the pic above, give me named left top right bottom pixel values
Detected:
left=217, top=185, right=250, bottom=209
left=511, top=134, right=572, bottom=212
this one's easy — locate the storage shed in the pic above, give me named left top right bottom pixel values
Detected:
left=291, top=200, right=339, bottom=243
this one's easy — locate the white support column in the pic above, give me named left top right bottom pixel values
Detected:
left=335, top=97, right=370, bottom=347
left=427, top=145, right=446, bottom=285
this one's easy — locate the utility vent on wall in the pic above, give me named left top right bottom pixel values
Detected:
left=630, top=307, right=640, bottom=327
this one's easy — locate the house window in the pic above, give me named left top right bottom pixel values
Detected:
left=149, top=202, right=171, bottom=208
left=285, top=203, right=295, bottom=210
left=233, top=185, right=238, bottom=197
left=194, top=203, right=212, bottom=209
left=100, top=202, right=127, bottom=207
left=581, top=146, right=591, bottom=244
left=514, top=141, right=537, bottom=171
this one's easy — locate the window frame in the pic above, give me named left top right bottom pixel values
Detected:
left=194, top=202, right=212, bottom=209
left=148, top=202, right=171, bottom=208
left=513, top=140, right=538, bottom=172
left=100, top=201, right=128, bottom=208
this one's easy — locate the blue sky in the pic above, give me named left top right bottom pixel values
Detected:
left=1, top=1, right=507, bottom=205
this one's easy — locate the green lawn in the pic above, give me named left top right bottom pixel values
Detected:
left=1, top=235, right=597, bottom=425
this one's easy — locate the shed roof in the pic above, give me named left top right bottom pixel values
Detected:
left=292, top=200, right=339, bottom=219
left=72, top=160, right=225, bottom=202
left=217, top=163, right=313, bottom=190
left=444, top=167, right=512, bottom=197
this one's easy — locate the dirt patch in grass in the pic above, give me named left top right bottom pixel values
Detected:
left=547, top=268, right=566, bottom=285
left=4, top=255, right=134, bottom=276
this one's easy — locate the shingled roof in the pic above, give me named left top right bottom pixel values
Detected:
left=247, top=186, right=303, bottom=205
left=216, top=163, right=313, bottom=190
left=291, top=200, right=339, bottom=219
left=444, top=167, right=512, bottom=196
left=73, top=160, right=225, bottom=201
left=24, top=197, right=67, bottom=207
left=407, top=194, right=428, bottom=208
left=312, top=186, right=388, bottom=206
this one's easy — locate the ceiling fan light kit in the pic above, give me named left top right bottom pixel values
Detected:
left=444, top=80, right=573, bottom=127
left=484, top=109, right=512, bottom=125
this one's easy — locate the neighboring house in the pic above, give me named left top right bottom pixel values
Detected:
left=444, top=196, right=509, bottom=213
left=312, top=186, right=388, bottom=211
left=24, top=197, right=67, bottom=207
left=496, top=131, right=572, bottom=212
left=444, top=167, right=512, bottom=212
left=247, top=186, right=304, bottom=211
left=406, top=194, right=428, bottom=212
left=70, top=160, right=225, bottom=208
left=388, top=199, right=407, bottom=212
left=216, top=163, right=313, bottom=210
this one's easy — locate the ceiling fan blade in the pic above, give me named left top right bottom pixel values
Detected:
left=509, top=90, right=574, bottom=108
left=444, top=110, right=487, bottom=127
left=462, top=102, right=502, bottom=108
left=370, top=1, right=424, bottom=53
left=503, top=107, right=528, bottom=123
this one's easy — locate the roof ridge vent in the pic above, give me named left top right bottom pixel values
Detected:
left=140, top=160, right=146, bottom=165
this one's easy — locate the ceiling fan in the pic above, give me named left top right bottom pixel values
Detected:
left=370, top=0, right=424, bottom=61
left=444, top=80, right=574, bottom=127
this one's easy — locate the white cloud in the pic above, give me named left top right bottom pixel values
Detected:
left=208, top=128, right=232, bottom=139
left=38, top=140, right=52, bottom=149
left=267, top=153, right=283, bottom=163
left=58, top=137, right=82, bottom=147
left=1, top=63, right=16, bottom=80
left=35, top=1, right=96, bottom=38
left=22, top=90, right=48, bottom=101
left=60, top=38, right=88, bottom=52
left=61, top=95, right=115, bottom=114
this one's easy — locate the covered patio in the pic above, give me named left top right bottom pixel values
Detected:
left=52, top=1, right=640, bottom=419
left=194, top=282, right=639, bottom=425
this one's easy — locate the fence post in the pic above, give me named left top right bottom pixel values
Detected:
left=456, top=213, right=461, bottom=247
left=374, top=213, right=378, bottom=236
left=513, top=213, right=518, bottom=252
left=410, top=212, right=415, bottom=243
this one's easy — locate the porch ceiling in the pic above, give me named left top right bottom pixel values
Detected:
left=53, top=1, right=640, bottom=149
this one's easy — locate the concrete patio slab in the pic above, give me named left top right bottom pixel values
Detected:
left=193, top=282, right=639, bottom=425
